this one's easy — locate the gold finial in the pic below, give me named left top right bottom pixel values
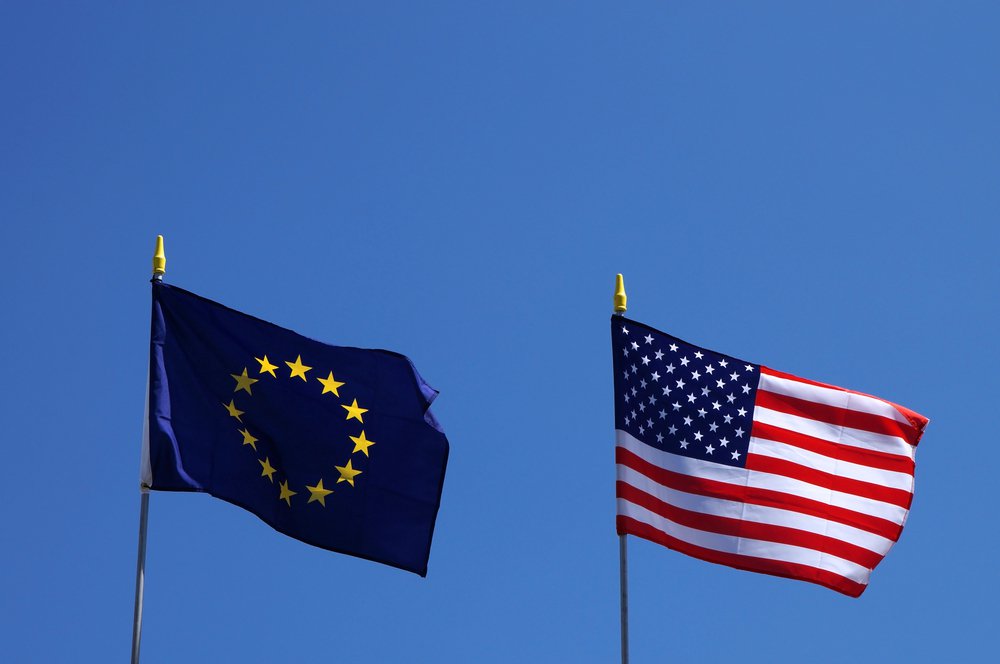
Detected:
left=613, top=273, right=627, bottom=313
left=152, top=235, right=166, bottom=279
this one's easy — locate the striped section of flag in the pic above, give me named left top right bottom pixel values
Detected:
left=612, top=317, right=928, bottom=597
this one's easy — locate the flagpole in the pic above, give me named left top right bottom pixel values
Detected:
left=613, top=274, right=629, bottom=664
left=130, top=488, right=149, bottom=664
left=132, top=235, right=166, bottom=664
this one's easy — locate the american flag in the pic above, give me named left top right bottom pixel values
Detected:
left=611, top=316, right=928, bottom=597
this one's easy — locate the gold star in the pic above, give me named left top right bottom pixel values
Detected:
left=306, top=478, right=333, bottom=506
left=349, top=430, right=376, bottom=457
left=222, top=399, right=244, bottom=422
left=286, top=355, right=312, bottom=381
left=335, top=459, right=362, bottom=486
left=231, top=368, right=258, bottom=395
left=317, top=371, right=345, bottom=396
left=278, top=480, right=297, bottom=506
left=259, top=457, right=276, bottom=482
left=342, top=399, right=367, bottom=423
left=255, top=355, right=279, bottom=377
left=239, top=428, right=258, bottom=451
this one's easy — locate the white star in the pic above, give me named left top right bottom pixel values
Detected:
left=683, top=416, right=693, bottom=426
left=665, top=364, right=675, bottom=374
left=731, top=450, right=741, bottom=460
left=622, top=326, right=629, bottom=334
left=680, top=357, right=690, bottom=366
left=669, top=343, right=678, bottom=352
left=624, top=416, right=631, bottom=425
left=716, top=379, right=725, bottom=389
left=672, top=402, right=682, bottom=411
left=668, top=425, right=678, bottom=435
left=641, top=355, right=651, bottom=366
left=679, top=439, right=689, bottom=449
left=719, top=437, right=730, bottom=447
left=631, top=364, right=638, bottom=374
left=705, top=365, right=715, bottom=374
left=694, top=431, right=703, bottom=441
left=675, top=379, right=686, bottom=389
left=658, top=409, right=667, bottom=419
left=719, top=359, right=728, bottom=368
left=709, top=422, right=719, bottom=432
left=638, top=425, right=645, bottom=434
left=623, top=371, right=630, bottom=380
left=745, top=364, right=754, bottom=372
left=705, top=444, right=715, bottom=454
left=697, top=408, right=707, bottom=418
left=661, top=386, right=672, bottom=396
left=726, top=394, right=736, bottom=403
left=691, top=370, right=701, bottom=380
left=656, top=433, right=664, bottom=443
left=694, top=351, right=704, bottom=359
left=654, top=350, right=664, bottom=360
left=646, top=418, right=653, bottom=428
left=651, top=371, right=660, bottom=381
left=631, top=387, right=637, bottom=396
left=735, top=427, right=745, bottom=438
left=639, top=403, right=646, bottom=412
left=729, top=371, right=739, bottom=381
left=645, top=334, right=654, bottom=345
left=742, top=384, right=751, bottom=394
left=631, top=341, right=639, bottom=351
left=624, top=394, right=631, bottom=403
left=687, top=393, right=697, bottom=403
left=701, top=386, right=710, bottom=396
left=737, top=407, right=747, bottom=417
left=640, top=379, right=648, bottom=389
left=623, top=348, right=629, bottom=357
left=648, top=395, right=657, bottom=405
left=631, top=410, right=636, bottom=419
left=723, top=414, right=733, bottom=424
left=711, top=401, right=721, bottom=410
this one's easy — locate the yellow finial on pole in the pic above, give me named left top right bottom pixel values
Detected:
left=152, top=235, right=166, bottom=279
left=613, top=273, right=627, bottom=313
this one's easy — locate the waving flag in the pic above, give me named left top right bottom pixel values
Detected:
left=611, top=316, right=927, bottom=596
left=143, top=282, right=449, bottom=576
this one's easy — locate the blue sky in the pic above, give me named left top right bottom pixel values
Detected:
left=1, top=2, right=997, bottom=662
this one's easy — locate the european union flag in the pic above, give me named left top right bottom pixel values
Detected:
left=143, top=283, right=449, bottom=576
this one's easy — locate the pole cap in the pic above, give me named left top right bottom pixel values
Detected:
left=152, top=235, right=166, bottom=278
left=613, top=273, right=627, bottom=313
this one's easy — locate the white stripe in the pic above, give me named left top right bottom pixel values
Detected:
left=617, top=498, right=872, bottom=585
left=748, top=437, right=914, bottom=492
left=617, top=431, right=908, bottom=526
left=617, top=465, right=894, bottom=556
left=140, top=366, right=152, bottom=487
left=759, top=371, right=911, bottom=427
left=753, top=406, right=915, bottom=460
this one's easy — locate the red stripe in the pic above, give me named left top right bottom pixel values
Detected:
left=745, top=454, right=912, bottom=509
left=755, top=389, right=917, bottom=445
left=617, top=482, right=884, bottom=568
left=751, top=421, right=915, bottom=475
left=761, top=367, right=929, bottom=443
left=616, top=447, right=903, bottom=541
left=616, top=515, right=867, bottom=597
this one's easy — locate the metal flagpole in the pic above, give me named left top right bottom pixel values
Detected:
left=132, top=235, right=166, bottom=664
left=130, top=489, right=150, bottom=664
left=613, top=274, right=629, bottom=664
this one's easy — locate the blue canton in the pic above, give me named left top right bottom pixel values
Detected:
left=611, top=317, right=760, bottom=468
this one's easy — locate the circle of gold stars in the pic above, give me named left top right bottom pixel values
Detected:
left=222, top=353, right=376, bottom=508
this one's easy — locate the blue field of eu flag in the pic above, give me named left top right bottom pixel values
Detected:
left=143, top=282, right=449, bottom=576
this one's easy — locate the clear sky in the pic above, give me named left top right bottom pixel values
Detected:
left=1, top=2, right=997, bottom=662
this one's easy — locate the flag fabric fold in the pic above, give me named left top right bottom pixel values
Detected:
left=611, top=316, right=927, bottom=596
left=144, top=282, right=449, bottom=576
